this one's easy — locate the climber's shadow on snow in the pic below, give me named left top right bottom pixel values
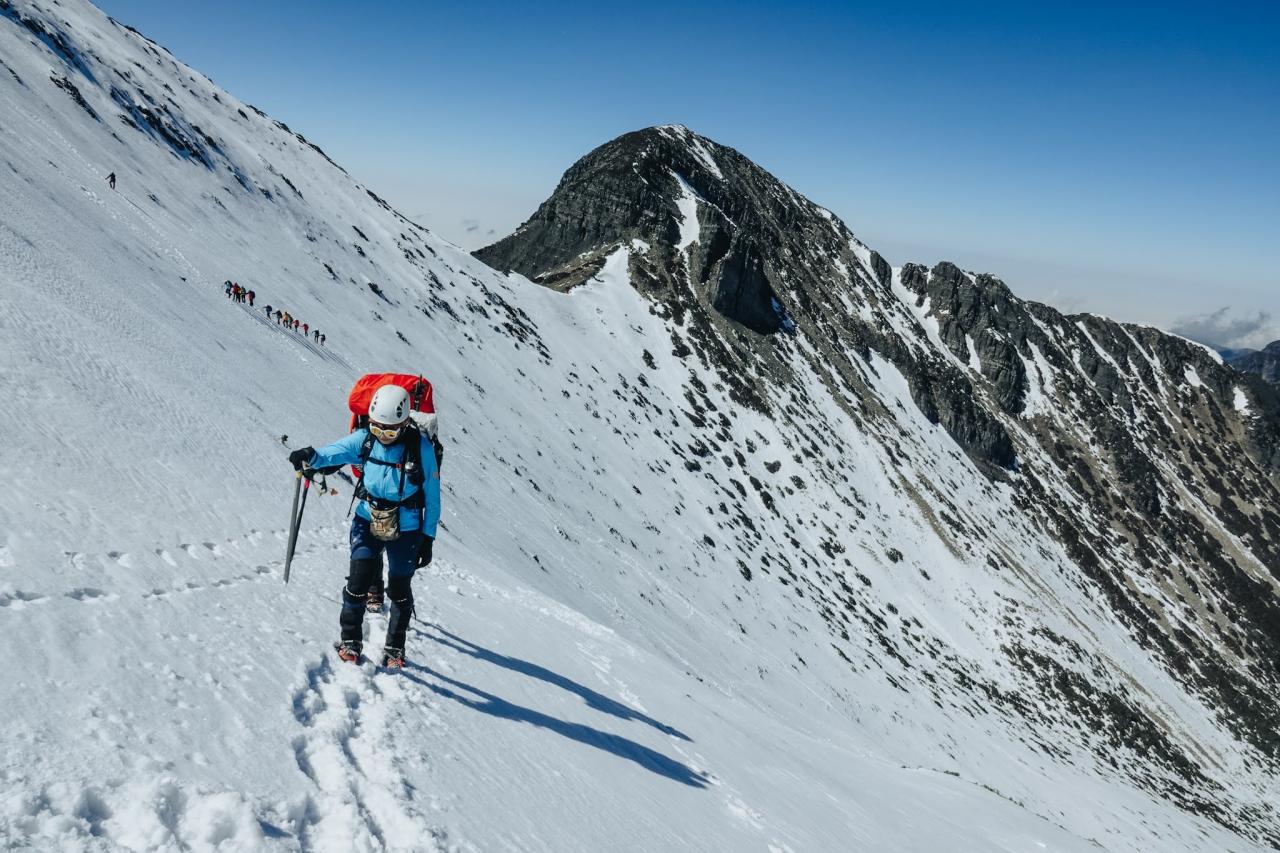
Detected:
left=397, top=662, right=711, bottom=789
left=415, top=622, right=691, bottom=742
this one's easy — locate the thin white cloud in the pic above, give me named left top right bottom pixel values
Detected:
left=1172, top=307, right=1279, bottom=352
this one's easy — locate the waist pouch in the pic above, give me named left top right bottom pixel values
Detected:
left=366, top=497, right=402, bottom=542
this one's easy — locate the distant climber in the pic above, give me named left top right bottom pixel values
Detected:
left=293, top=319, right=300, bottom=332
left=224, top=281, right=233, bottom=299
left=247, top=290, right=256, bottom=307
left=303, top=323, right=309, bottom=336
left=264, top=304, right=273, bottom=317
left=276, top=309, right=284, bottom=324
left=106, top=172, right=115, bottom=190
left=313, top=329, right=320, bottom=342
left=320, top=334, right=326, bottom=346
left=287, top=384, right=440, bottom=667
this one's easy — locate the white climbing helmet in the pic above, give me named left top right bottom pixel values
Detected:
left=369, top=384, right=411, bottom=425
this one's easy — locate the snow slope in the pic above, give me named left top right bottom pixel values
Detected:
left=1, top=1, right=1277, bottom=850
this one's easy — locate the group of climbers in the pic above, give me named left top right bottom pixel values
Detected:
left=262, top=303, right=325, bottom=345
left=221, top=280, right=327, bottom=346
left=224, top=281, right=255, bottom=306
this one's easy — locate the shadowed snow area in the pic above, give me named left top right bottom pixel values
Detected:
left=1, top=1, right=1278, bottom=851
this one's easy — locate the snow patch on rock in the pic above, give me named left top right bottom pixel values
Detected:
left=1233, top=386, right=1251, bottom=414
left=671, top=171, right=700, bottom=252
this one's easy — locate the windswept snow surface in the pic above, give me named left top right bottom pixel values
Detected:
left=0, top=2, right=1276, bottom=851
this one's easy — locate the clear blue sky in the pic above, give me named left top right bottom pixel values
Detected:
left=98, top=0, right=1280, bottom=347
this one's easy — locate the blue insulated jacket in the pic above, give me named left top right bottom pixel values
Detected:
left=309, top=430, right=441, bottom=537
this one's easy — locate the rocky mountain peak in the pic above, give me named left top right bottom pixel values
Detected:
left=476, top=124, right=865, bottom=335
left=477, top=126, right=1028, bottom=472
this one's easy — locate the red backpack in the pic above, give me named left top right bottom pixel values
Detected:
left=346, top=373, right=443, bottom=481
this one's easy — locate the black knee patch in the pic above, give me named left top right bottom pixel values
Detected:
left=386, top=575, right=413, bottom=603
left=346, top=558, right=382, bottom=595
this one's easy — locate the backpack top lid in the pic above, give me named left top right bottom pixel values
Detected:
left=348, top=373, right=434, bottom=417
left=347, top=373, right=435, bottom=435
left=346, top=373, right=443, bottom=485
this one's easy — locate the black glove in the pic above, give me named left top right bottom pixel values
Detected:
left=288, top=446, right=315, bottom=471
left=416, top=535, right=434, bottom=568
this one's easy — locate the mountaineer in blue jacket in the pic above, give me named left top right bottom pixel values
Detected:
left=288, top=384, right=441, bottom=667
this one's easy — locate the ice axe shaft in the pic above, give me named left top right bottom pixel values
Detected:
left=284, top=472, right=312, bottom=584
left=284, top=471, right=301, bottom=581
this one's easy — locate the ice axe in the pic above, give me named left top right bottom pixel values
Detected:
left=283, top=470, right=314, bottom=583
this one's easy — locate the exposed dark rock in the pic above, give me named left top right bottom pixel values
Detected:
left=0, top=56, right=25, bottom=86
left=49, top=74, right=98, bottom=121
left=3, top=3, right=98, bottom=83
left=111, top=85, right=213, bottom=168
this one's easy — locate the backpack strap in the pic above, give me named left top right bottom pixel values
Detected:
left=353, top=429, right=424, bottom=504
left=352, top=430, right=378, bottom=503
left=393, top=429, right=425, bottom=491
left=431, top=434, right=444, bottom=474
left=405, top=377, right=437, bottom=475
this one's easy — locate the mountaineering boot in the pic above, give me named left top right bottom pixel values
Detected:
left=380, top=647, right=406, bottom=668
left=334, top=639, right=362, bottom=663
